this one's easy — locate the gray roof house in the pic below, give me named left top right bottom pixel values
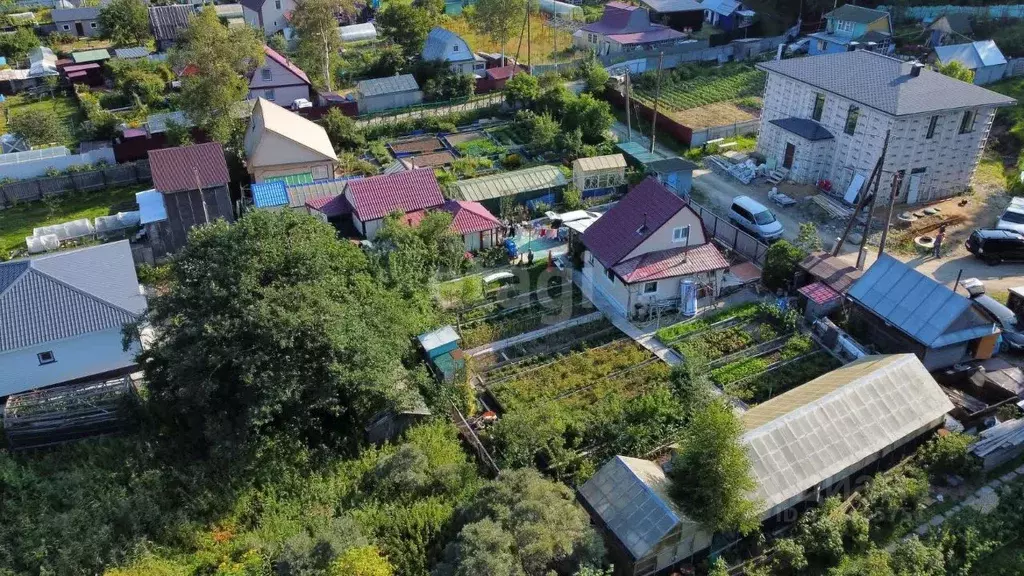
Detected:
left=847, top=254, right=1000, bottom=369
left=51, top=7, right=102, bottom=37
left=149, top=5, right=192, bottom=51
left=580, top=354, right=952, bottom=576
left=356, top=74, right=424, bottom=114
left=422, top=27, right=486, bottom=75
left=0, top=241, right=146, bottom=397
left=755, top=50, right=1015, bottom=204
left=933, top=40, right=1008, bottom=86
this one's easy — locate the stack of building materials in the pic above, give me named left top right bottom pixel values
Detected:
left=972, top=419, right=1024, bottom=470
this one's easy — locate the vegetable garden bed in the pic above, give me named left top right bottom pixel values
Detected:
left=723, top=351, right=841, bottom=405
left=471, top=318, right=619, bottom=379
left=486, top=124, right=528, bottom=147
left=458, top=284, right=593, bottom=348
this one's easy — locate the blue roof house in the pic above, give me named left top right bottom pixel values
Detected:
left=933, top=40, right=1008, bottom=86
left=847, top=254, right=1000, bottom=370
left=700, top=0, right=754, bottom=32
left=422, top=27, right=486, bottom=75
left=808, top=4, right=892, bottom=56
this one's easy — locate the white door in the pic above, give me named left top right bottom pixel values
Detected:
left=907, top=174, right=922, bottom=204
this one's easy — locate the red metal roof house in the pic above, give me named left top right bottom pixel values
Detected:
left=581, top=177, right=728, bottom=318
left=146, top=142, right=234, bottom=257
left=248, top=45, right=312, bottom=107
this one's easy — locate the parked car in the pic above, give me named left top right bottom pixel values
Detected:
left=996, top=197, right=1024, bottom=234
left=966, top=228, right=1024, bottom=265
left=972, top=294, right=1024, bottom=353
left=729, top=195, right=784, bottom=242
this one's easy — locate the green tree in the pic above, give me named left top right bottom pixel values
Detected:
left=762, top=239, right=804, bottom=292
left=367, top=44, right=406, bottom=78
left=424, top=70, right=475, bottom=102
left=708, top=557, right=729, bottom=576
left=536, top=84, right=573, bottom=118
left=108, top=58, right=169, bottom=106
left=562, top=93, right=613, bottom=143
left=915, top=432, right=980, bottom=481
left=563, top=185, right=582, bottom=210
left=7, top=107, right=66, bottom=146
left=794, top=496, right=869, bottom=568
left=137, top=210, right=438, bottom=468
left=376, top=3, right=433, bottom=57
left=794, top=221, right=822, bottom=253
left=329, top=546, right=394, bottom=576
left=0, top=27, right=40, bottom=60
left=581, top=59, right=610, bottom=94
left=170, top=6, right=264, bottom=142
left=437, top=469, right=604, bottom=576
left=321, top=108, right=366, bottom=152
left=937, top=60, right=975, bottom=84
left=889, top=536, right=944, bottom=576
left=504, top=72, right=540, bottom=108
left=928, top=508, right=995, bottom=576
left=292, top=0, right=357, bottom=90
left=860, top=466, right=929, bottom=533
left=413, top=0, right=445, bottom=16
left=97, top=0, right=150, bottom=46
left=268, top=32, right=289, bottom=54
left=371, top=210, right=466, bottom=291
left=668, top=359, right=714, bottom=421
left=772, top=538, right=808, bottom=575
left=667, top=400, right=758, bottom=535
left=517, top=110, right=559, bottom=155
left=471, top=0, right=526, bottom=65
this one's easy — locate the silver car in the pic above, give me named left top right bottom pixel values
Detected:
left=996, top=197, right=1024, bottom=235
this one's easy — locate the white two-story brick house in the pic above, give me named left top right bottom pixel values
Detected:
left=756, top=51, right=1015, bottom=204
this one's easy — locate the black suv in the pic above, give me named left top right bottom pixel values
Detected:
left=966, top=229, right=1024, bottom=265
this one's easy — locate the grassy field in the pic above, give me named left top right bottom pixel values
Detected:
left=0, top=186, right=142, bottom=258
left=440, top=13, right=575, bottom=65
left=0, top=94, right=82, bottom=149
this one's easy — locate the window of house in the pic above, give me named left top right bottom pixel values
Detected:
left=90, top=22, right=96, bottom=28
left=836, top=20, right=853, bottom=32
left=264, top=89, right=275, bottom=101
left=672, top=226, right=689, bottom=244
left=816, top=39, right=825, bottom=52
left=261, top=68, right=272, bottom=81
left=926, top=115, right=939, bottom=139
left=37, top=351, right=56, bottom=365
left=844, top=105, right=859, bottom=135
left=62, top=24, right=70, bottom=30
left=812, top=93, right=825, bottom=122
left=605, top=268, right=615, bottom=283
left=453, top=44, right=459, bottom=51
left=911, top=167, right=927, bottom=175
left=275, top=0, right=281, bottom=8
left=312, top=165, right=330, bottom=180
left=959, top=110, right=975, bottom=134
left=644, top=281, right=658, bottom=294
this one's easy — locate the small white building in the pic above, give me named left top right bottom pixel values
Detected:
left=756, top=50, right=1016, bottom=204
left=0, top=241, right=147, bottom=397
left=933, top=40, right=1008, bottom=86
left=243, top=98, right=337, bottom=184
left=247, top=45, right=312, bottom=105
left=422, top=27, right=486, bottom=75
left=356, top=74, right=424, bottom=114
left=572, top=153, right=627, bottom=192
left=240, top=0, right=295, bottom=35
left=581, top=177, right=728, bottom=319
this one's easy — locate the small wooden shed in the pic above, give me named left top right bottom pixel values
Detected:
left=572, top=153, right=627, bottom=192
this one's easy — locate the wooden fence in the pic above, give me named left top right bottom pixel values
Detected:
left=0, top=160, right=151, bottom=208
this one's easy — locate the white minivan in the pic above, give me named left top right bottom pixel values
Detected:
left=729, top=196, right=784, bottom=242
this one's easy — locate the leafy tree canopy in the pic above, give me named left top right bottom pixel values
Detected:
left=293, top=0, right=357, bottom=90
left=470, top=0, right=526, bottom=64
left=7, top=107, right=66, bottom=146
left=937, top=60, right=975, bottom=84
left=504, top=71, right=540, bottom=108
left=376, top=3, right=434, bottom=57
left=98, top=0, right=150, bottom=46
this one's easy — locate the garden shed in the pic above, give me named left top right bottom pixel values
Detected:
left=572, top=154, right=627, bottom=193
left=70, top=49, right=110, bottom=64
left=616, top=141, right=664, bottom=167
left=356, top=74, right=423, bottom=114
left=450, top=165, right=568, bottom=212
left=645, top=156, right=696, bottom=195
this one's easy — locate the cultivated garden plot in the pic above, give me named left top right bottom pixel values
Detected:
left=656, top=301, right=841, bottom=406
left=631, top=63, right=765, bottom=129
left=470, top=317, right=620, bottom=376
left=445, top=131, right=507, bottom=157
left=457, top=282, right=594, bottom=348
left=486, top=124, right=529, bottom=148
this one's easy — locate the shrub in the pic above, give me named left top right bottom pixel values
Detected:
left=502, top=154, right=522, bottom=170
left=772, top=538, right=808, bottom=575
left=916, top=432, right=980, bottom=481
left=563, top=185, right=582, bottom=210
left=762, top=240, right=805, bottom=292
left=860, top=465, right=929, bottom=532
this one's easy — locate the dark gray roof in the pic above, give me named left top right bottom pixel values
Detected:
left=847, top=254, right=997, bottom=348
left=646, top=156, right=698, bottom=173
left=929, top=13, right=972, bottom=35
left=769, top=117, right=834, bottom=141
left=825, top=4, right=888, bottom=24
left=149, top=5, right=192, bottom=42
left=356, top=74, right=420, bottom=97
left=758, top=51, right=1016, bottom=116
left=51, top=7, right=100, bottom=21
left=639, top=0, right=704, bottom=13
left=0, top=241, right=146, bottom=353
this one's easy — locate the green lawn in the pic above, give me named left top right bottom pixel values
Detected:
left=0, top=94, right=82, bottom=149
left=0, top=186, right=142, bottom=259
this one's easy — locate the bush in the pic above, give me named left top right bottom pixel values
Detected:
left=860, top=465, right=929, bottom=533
left=772, top=538, right=808, bottom=575
left=502, top=154, right=522, bottom=170
left=762, top=240, right=805, bottom=292
left=916, top=432, right=980, bottom=481
left=563, top=185, right=582, bottom=210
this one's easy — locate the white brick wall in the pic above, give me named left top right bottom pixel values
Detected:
left=756, top=72, right=997, bottom=204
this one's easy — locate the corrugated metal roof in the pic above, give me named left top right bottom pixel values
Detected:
left=611, top=242, right=729, bottom=283
left=356, top=74, right=420, bottom=97
left=136, top=189, right=168, bottom=223
left=0, top=241, right=145, bottom=353
left=347, top=169, right=442, bottom=221
left=422, top=27, right=475, bottom=62
left=848, top=254, right=997, bottom=347
left=71, top=49, right=110, bottom=64
left=617, top=141, right=664, bottom=165
left=450, top=165, right=567, bottom=202
left=251, top=181, right=289, bottom=208
left=582, top=177, right=685, bottom=268
left=741, top=354, right=953, bottom=516
left=285, top=177, right=360, bottom=209
left=824, top=4, right=888, bottom=24
left=418, top=325, right=460, bottom=351
left=935, top=40, right=1007, bottom=70
left=573, top=154, right=627, bottom=173
left=149, top=5, right=192, bottom=42
left=579, top=456, right=689, bottom=560
left=113, top=46, right=150, bottom=59
left=52, top=7, right=100, bottom=21
left=149, top=142, right=230, bottom=193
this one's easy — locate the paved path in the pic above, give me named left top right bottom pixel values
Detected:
left=464, top=311, right=604, bottom=357
left=886, top=464, right=1024, bottom=551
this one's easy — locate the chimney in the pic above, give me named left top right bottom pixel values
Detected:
left=848, top=41, right=859, bottom=52
left=910, top=62, right=925, bottom=77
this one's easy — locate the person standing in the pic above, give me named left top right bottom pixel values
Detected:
left=933, top=225, right=946, bottom=259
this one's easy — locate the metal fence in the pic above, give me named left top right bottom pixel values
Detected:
left=686, top=198, right=769, bottom=266
left=689, top=119, right=761, bottom=147
left=881, top=4, right=1024, bottom=20
left=355, top=94, right=505, bottom=126
left=0, top=161, right=152, bottom=208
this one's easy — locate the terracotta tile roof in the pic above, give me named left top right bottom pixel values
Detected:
left=262, top=45, right=311, bottom=85
left=582, top=177, right=686, bottom=268
left=306, top=194, right=352, bottom=217
left=149, top=142, right=231, bottom=193
left=612, top=242, right=729, bottom=283
left=403, top=200, right=501, bottom=236
left=346, top=169, right=444, bottom=222
left=798, top=281, right=841, bottom=305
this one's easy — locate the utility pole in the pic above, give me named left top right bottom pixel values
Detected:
left=527, top=0, right=532, bottom=70
left=877, top=171, right=903, bottom=258
left=831, top=130, right=890, bottom=257
left=856, top=180, right=879, bottom=269
left=650, top=51, right=664, bottom=155
left=625, top=69, right=632, bottom=143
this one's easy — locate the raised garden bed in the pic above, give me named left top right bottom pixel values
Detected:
left=486, top=124, right=527, bottom=147
left=459, top=285, right=593, bottom=348
left=655, top=301, right=762, bottom=344
left=664, top=302, right=798, bottom=363
left=471, top=317, right=619, bottom=378
left=454, top=136, right=506, bottom=157
left=389, top=136, right=444, bottom=154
